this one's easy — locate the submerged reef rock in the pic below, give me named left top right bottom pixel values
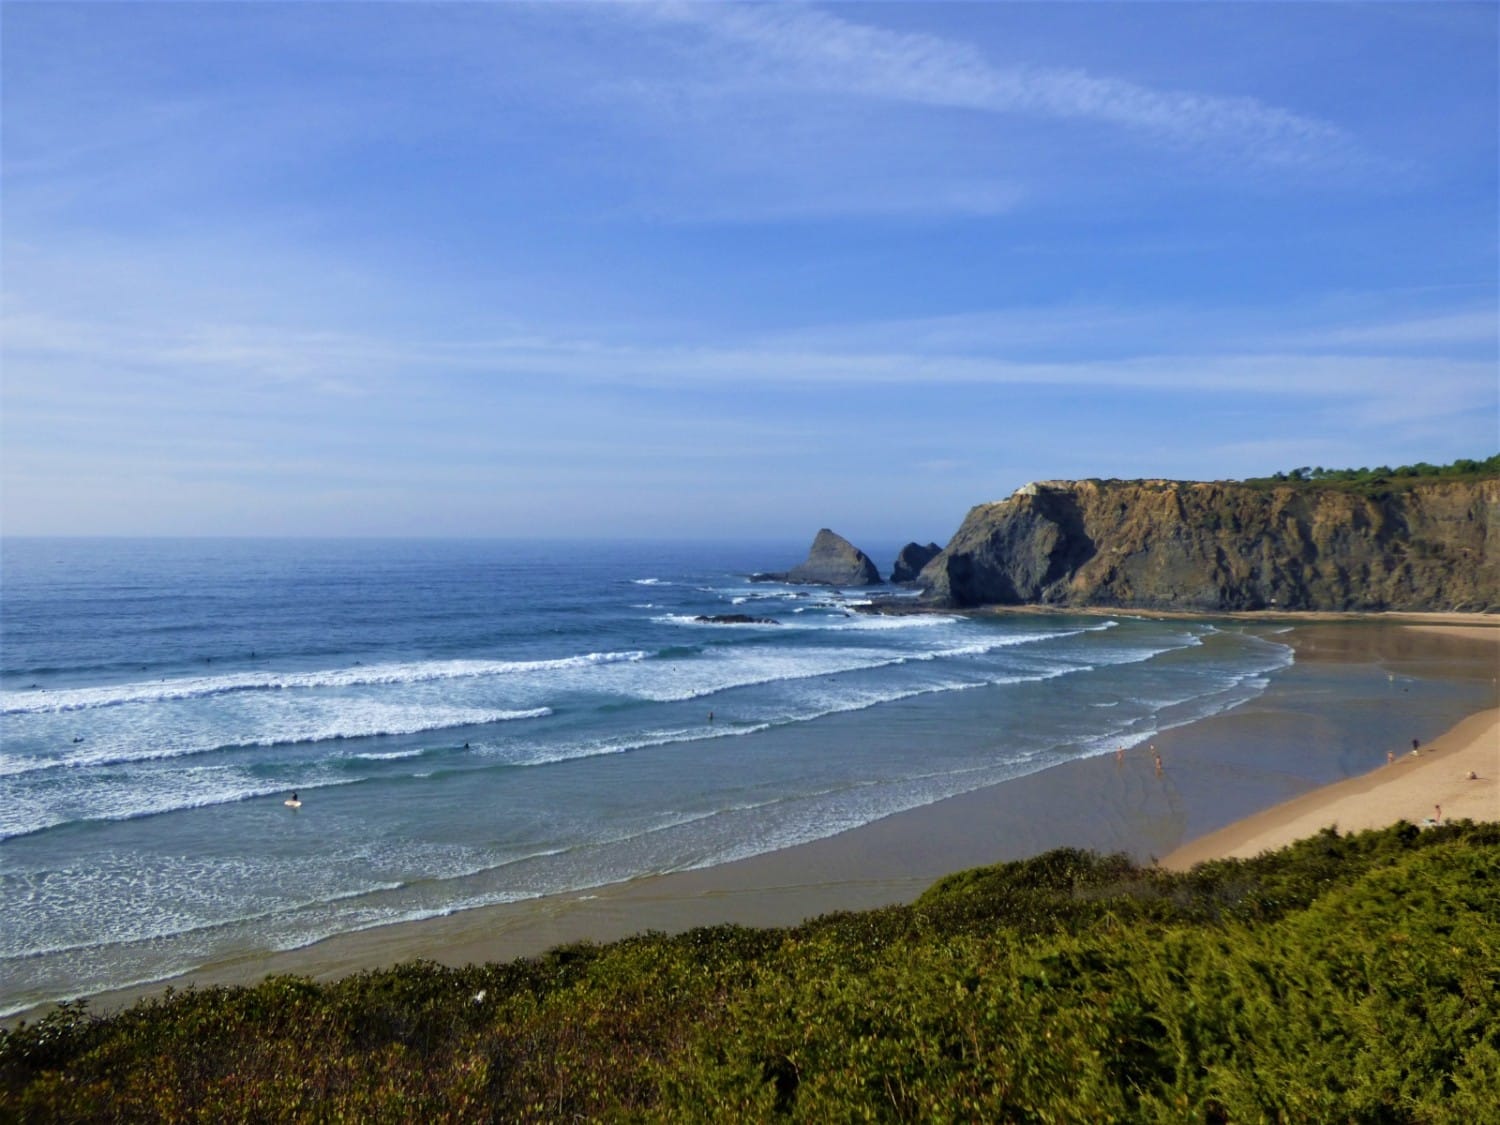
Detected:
left=758, top=529, right=882, bottom=587
left=694, top=614, right=780, bottom=625
left=890, top=542, right=943, bottom=584
left=918, top=478, right=1499, bottom=612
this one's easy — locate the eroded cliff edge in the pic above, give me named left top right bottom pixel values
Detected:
left=918, top=477, right=1499, bottom=612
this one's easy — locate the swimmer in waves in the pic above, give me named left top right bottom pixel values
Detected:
left=284, top=791, right=302, bottom=809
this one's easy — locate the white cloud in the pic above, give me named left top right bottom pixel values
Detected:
left=8, top=297, right=1492, bottom=427
left=641, top=2, right=1361, bottom=170
left=1294, top=309, right=1498, bottom=349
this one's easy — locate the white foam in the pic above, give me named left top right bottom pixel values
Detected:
left=2, top=868, right=407, bottom=959
left=497, top=720, right=777, bottom=768
left=0, top=774, right=368, bottom=843
left=0, top=653, right=648, bottom=716
left=820, top=613, right=961, bottom=631
left=717, top=588, right=809, bottom=603
left=652, top=613, right=781, bottom=628
left=599, top=627, right=1114, bottom=708
left=499, top=664, right=1079, bottom=772
left=1, top=706, right=553, bottom=777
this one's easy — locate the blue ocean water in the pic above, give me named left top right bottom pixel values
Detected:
left=1, top=538, right=1294, bottom=1014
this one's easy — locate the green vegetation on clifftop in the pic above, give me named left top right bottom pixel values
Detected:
left=4, top=823, right=1497, bottom=1121
left=1243, top=453, right=1500, bottom=493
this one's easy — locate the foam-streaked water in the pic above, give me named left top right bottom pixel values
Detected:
left=1, top=538, right=1294, bottom=1014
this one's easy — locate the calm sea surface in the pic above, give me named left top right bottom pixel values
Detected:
left=2, top=537, right=1300, bottom=1013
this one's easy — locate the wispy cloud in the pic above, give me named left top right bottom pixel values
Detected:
left=9, top=298, right=1492, bottom=424
left=1291, top=309, right=1499, bottom=350
left=1, top=3, right=1488, bottom=537
left=641, top=2, right=1363, bottom=171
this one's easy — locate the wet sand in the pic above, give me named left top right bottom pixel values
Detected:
left=14, top=617, right=1497, bottom=1025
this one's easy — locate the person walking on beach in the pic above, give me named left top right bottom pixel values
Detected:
left=1152, top=747, right=1163, bottom=776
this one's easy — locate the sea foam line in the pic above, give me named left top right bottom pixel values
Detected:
left=624, top=626, right=1126, bottom=706
left=0, top=652, right=647, bottom=715
left=0, top=775, right=370, bottom=843
left=0, top=708, right=553, bottom=778
left=1, top=875, right=409, bottom=962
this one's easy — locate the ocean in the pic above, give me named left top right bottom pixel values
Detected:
left=1, top=537, right=1303, bottom=1015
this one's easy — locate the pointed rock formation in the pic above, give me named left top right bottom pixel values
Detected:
left=763, top=529, right=882, bottom=586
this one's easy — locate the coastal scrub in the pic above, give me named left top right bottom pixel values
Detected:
left=4, top=823, right=1496, bottom=1121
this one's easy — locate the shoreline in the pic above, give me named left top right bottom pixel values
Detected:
left=8, top=616, right=1497, bottom=1027
left=1161, top=705, right=1498, bottom=868
left=866, top=601, right=1500, bottom=627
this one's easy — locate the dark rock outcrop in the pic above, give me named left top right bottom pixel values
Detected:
left=919, top=478, right=1499, bottom=612
left=760, top=529, right=882, bottom=587
left=694, top=614, right=780, bottom=625
left=890, top=542, right=943, bottom=584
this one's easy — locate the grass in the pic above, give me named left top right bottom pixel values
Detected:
left=4, top=821, right=1497, bottom=1121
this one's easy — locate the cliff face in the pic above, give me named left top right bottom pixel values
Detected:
left=891, top=542, right=942, bottom=584
left=919, top=478, right=1500, bottom=612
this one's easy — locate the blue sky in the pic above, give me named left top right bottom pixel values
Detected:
left=3, top=2, right=1496, bottom=542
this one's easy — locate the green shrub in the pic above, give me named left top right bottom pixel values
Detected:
left=1243, top=454, right=1500, bottom=493
left=4, top=823, right=1496, bottom=1121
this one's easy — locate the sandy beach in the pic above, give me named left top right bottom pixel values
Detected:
left=1161, top=704, right=1498, bottom=869
left=14, top=616, right=1497, bottom=1025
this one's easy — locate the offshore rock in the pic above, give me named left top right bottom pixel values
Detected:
left=918, top=478, right=1499, bottom=612
left=694, top=614, right=780, bottom=626
left=762, top=529, right=882, bottom=587
left=891, top=542, right=943, bottom=584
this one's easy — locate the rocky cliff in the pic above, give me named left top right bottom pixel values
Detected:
left=891, top=542, right=942, bottom=584
left=918, top=478, right=1499, bottom=612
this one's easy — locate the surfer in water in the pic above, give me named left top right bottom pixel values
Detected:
left=285, top=791, right=302, bottom=809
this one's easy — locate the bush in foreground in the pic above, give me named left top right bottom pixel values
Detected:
left=4, top=822, right=1497, bottom=1121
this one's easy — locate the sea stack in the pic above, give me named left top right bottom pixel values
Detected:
left=890, top=542, right=942, bottom=584
left=782, top=529, right=883, bottom=586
